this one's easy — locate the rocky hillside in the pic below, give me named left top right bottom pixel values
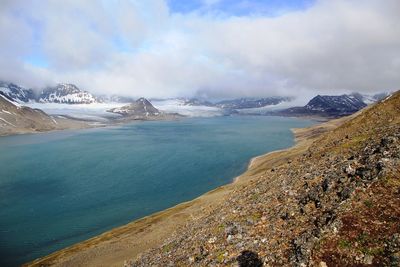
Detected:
left=0, top=94, right=58, bottom=135
left=126, top=92, right=400, bottom=266
left=0, top=94, right=93, bottom=136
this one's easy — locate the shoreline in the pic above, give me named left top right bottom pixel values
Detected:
left=0, top=112, right=330, bottom=138
left=24, top=115, right=349, bottom=267
left=0, top=113, right=185, bottom=137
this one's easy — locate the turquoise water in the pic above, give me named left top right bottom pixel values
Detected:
left=0, top=116, right=314, bottom=266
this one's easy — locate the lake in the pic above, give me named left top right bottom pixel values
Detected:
left=0, top=116, right=314, bottom=266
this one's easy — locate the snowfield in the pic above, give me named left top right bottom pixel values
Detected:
left=152, top=99, right=224, bottom=117
left=25, top=100, right=225, bottom=121
left=26, top=102, right=127, bottom=121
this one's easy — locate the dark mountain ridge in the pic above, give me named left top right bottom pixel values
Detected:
left=278, top=93, right=371, bottom=117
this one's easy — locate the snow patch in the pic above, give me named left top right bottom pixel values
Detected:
left=0, top=117, right=16, bottom=127
left=26, top=102, right=126, bottom=121
left=0, top=94, right=21, bottom=107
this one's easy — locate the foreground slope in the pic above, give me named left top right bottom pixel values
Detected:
left=128, top=92, right=399, bottom=266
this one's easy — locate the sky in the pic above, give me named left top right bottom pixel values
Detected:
left=0, top=0, right=399, bottom=100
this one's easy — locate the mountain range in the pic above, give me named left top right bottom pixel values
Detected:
left=0, top=81, right=389, bottom=118
left=0, top=82, right=131, bottom=104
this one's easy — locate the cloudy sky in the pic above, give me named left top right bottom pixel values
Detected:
left=0, top=0, right=399, bottom=99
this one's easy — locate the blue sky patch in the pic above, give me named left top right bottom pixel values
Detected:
left=167, top=0, right=316, bottom=16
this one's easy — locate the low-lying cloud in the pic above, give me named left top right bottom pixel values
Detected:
left=0, top=0, right=399, bottom=100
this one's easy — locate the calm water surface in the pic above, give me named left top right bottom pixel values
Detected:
left=0, top=116, right=315, bottom=266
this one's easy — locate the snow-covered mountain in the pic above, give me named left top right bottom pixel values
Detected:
left=278, top=93, right=383, bottom=117
left=0, top=81, right=35, bottom=103
left=96, top=95, right=135, bottom=103
left=176, top=98, right=214, bottom=107
left=304, top=94, right=367, bottom=113
left=0, top=82, right=102, bottom=104
left=152, top=99, right=224, bottom=117
left=215, top=97, right=293, bottom=109
left=38, top=84, right=98, bottom=104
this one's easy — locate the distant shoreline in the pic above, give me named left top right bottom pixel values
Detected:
left=0, top=112, right=184, bottom=137
left=0, top=111, right=330, bottom=138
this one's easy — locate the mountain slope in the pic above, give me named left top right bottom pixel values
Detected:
left=0, top=94, right=58, bottom=135
left=0, top=94, right=95, bottom=136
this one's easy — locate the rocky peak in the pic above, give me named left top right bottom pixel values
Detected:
left=108, top=98, right=161, bottom=117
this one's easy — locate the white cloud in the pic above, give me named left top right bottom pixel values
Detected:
left=0, top=0, right=399, bottom=99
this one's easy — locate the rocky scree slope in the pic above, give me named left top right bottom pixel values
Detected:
left=127, top=92, right=400, bottom=267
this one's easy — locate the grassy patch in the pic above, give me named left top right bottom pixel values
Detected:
left=384, top=175, right=400, bottom=187
left=356, top=232, right=370, bottom=245
left=339, top=134, right=369, bottom=150
left=360, top=246, right=385, bottom=256
left=162, top=243, right=174, bottom=253
left=251, top=193, right=260, bottom=201
left=216, top=251, right=225, bottom=263
left=338, top=239, right=352, bottom=249
left=363, top=199, right=373, bottom=208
